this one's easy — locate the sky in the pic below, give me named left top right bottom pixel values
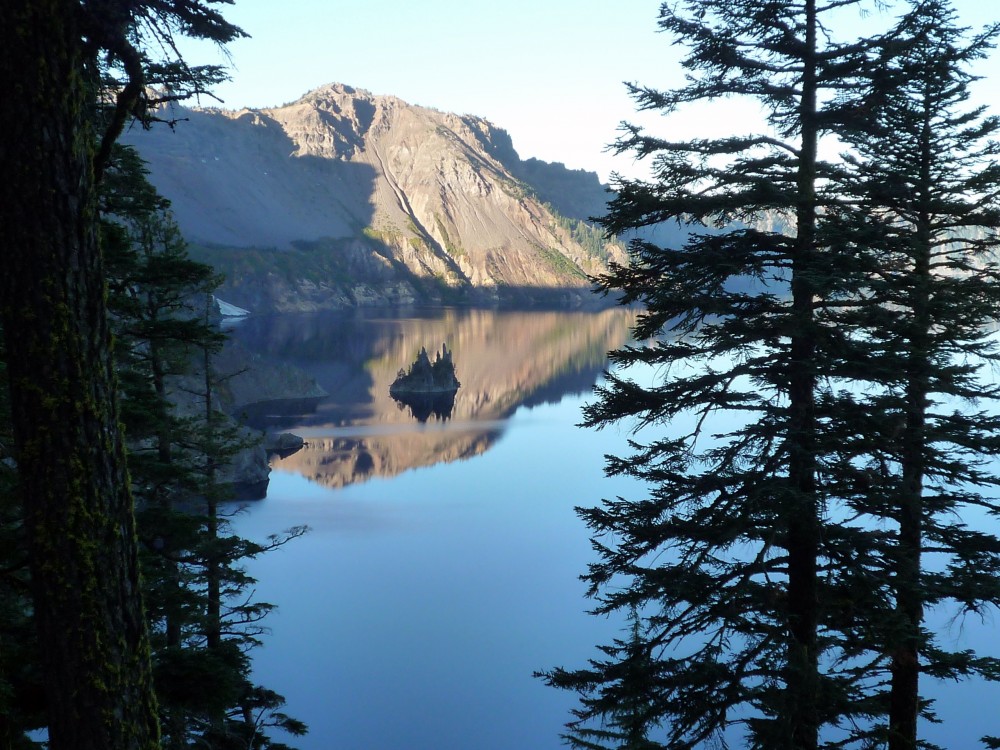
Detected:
left=179, top=0, right=1000, bottom=183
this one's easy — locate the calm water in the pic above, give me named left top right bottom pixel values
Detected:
left=228, top=307, right=1000, bottom=750
left=228, top=307, right=638, bottom=750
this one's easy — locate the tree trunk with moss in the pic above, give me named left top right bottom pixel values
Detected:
left=0, top=3, right=160, bottom=748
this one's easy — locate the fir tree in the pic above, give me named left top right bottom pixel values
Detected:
left=102, top=146, right=306, bottom=749
left=538, top=2, right=957, bottom=748
left=823, top=3, right=1000, bottom=747
left=0, top=3, right=243, bottom=747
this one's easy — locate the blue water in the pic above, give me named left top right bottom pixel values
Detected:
left=230, top=309, right=1000, bottom=749
left=234, top=389, right=638, bottom=750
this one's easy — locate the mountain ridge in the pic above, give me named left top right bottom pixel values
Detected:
left=123, top=83, right=623, bottom=311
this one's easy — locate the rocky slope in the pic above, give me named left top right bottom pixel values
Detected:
left=123, top=84, right=622, bottom=310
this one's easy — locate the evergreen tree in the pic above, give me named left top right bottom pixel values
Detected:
left=538, top=2, right=944, bottom=748
left=102, top=146, right=306, bottom=749
left=102, top=146, right=226, bottom=748
left=823, top=3, right=1000, bottom=748
left=544, top=2, right=1000, bottom=749
left=182, top=295, right=306, bottom=749
left=0, top=3, right=243, bottom=747
left=0, top=340, right=46, bottom=749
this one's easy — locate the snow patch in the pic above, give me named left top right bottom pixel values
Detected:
left=214, top=296, right=250, bottom=318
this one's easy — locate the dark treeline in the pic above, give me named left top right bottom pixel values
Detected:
left=0, top=1, right=306, bottom=749
left=0, top=142, right=308, bottom=748
left=542, top=2, right=1000, bottom=750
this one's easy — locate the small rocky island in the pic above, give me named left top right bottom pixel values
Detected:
left=390, top=344, right=461, bottom=396
left=390, top=344, right=460, bottom=421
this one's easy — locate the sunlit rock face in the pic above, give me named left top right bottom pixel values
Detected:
left=123, top=83, right=624, bottom=310
left=228, top=307, right=634, bottom=489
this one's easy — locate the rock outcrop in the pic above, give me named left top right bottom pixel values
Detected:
left=389, top=344, right=460, bottom=396
left=388, top=344, right=461, bottom=422
left=122, top=83, right=624, bottom=311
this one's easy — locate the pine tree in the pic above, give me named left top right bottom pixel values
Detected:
left=184, top=295, right=307, bottom=749
left=102, top=146, right=226, bottom=748
left=539, top=2, right=934, bottom=748
left=102, top=146, right=306, bottom=749
left=822, top=3, right=1000, bottom=748
left=0, top=3, right=243, bottom=747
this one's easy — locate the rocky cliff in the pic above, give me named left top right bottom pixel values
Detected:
left=123, top=84, right=622, bottom=311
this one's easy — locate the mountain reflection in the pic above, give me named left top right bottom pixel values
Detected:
left=228, top=307, right=634, bottom=488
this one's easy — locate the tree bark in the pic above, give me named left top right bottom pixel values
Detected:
left=0, top=3, right=160, bottom=748
left=887, top=91, right=934, bottom=750
left=786, top=2, right=820, bottom=748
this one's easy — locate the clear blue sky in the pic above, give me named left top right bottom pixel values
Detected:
left=180, top=0, right=999, bottom=182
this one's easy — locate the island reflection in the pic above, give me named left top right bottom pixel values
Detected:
left=229, top=307, right=634, bottom=489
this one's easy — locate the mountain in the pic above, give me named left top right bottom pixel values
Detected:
left=123, top=83, right=623, bottom=311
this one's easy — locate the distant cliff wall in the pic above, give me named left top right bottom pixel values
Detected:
left=124, top=83, right=623, bottom=311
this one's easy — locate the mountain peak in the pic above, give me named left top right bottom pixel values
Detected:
left=123, top=83, right=619, bottom=310
left=292, top=82, right=373, bottom=106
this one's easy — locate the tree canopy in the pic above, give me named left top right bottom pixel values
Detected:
left=542, top=1, right=1000, bottom=749
left=0, top=2, right=244, bottom=748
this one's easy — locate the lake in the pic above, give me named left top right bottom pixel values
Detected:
left=227, top=306, right=1000, bottom=750
left=226, top=306, right=639, bottom=750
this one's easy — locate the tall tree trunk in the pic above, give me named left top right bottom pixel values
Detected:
left=888, top=362, right=925, bottom=750
left=148, top=320, right=187, bottom=750
left=202, top=320, right=223, bottom=654
left=200, top=311, right=226, bottom=739
left=887, top=94, right=934, bottom=750
left=0, top=3, right=160, bottom=749
left=786, top=2, right=820, bottom=748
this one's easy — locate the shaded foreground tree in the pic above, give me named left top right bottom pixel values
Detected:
left=543, top=1, right=1000, bottom=749
left=0, top=340, right=47, bottom=747
left=96, top=143, right=307, bottom=748
left=0, top=2, right=242, bottom=748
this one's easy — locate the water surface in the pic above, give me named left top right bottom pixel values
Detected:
left=229, top=307, right=638, bottom=749
left=229, top=307, right=1000, bottom=749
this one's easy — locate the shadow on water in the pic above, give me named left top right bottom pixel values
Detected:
left=226, top=306, right=635, bottom=488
